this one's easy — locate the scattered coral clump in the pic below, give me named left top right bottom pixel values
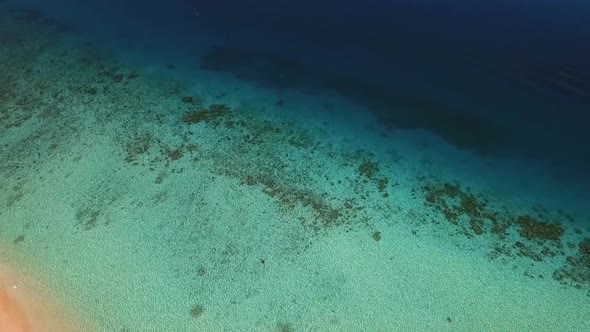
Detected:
left=423, top=182, right=488, bottom=234
left=358, top=160, right=379, bottom=178
left=515, top=215, right=564, bottom=241
left=421, top=181, right=580, bottom=285
left=182, top=104, right=229, bottom=125
left=553, top=238, right=590, bottom=288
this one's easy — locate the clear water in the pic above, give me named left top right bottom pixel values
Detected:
left=0, top=0, right=589, bottom=331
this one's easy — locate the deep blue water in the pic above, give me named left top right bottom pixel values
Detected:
left=5, top=0, right=590, bottom=174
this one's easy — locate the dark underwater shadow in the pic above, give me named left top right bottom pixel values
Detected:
left=200, top=45, right=512, bottom=155
left=6, top=6, right=77, bottom=33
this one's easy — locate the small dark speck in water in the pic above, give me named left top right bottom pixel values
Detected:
left=372, top=231, right=382, bottom=242
left=190, top=305, right=205, bottom=318
left=13, top=235, right=25, bottom=244
left=277, top=322, right=295, bottom=332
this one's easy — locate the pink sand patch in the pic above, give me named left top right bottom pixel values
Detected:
left=0, top=255, right=91, bottom=332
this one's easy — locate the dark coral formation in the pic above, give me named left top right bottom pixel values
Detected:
left=553, top=238, right=590, bottom=288
left=166, top=148, right=184, bottom=161
left=423, top=182, right=491, bottom=235
left=124, top=132, right=154, bottom=164
left=356, top=159, right=390, bottom=197
left=515, top=215, right=564, bottom=241
left=422, top=181, right=590, bottom=290
left=182, top=103, right=229, bottom=125
left=248, top=174, right=352, bottom=232
left=358, top=160, right=379, bottom=178
left=180, top=100, right=375, bottom=237
left=470, top=219, right=484, bottom=235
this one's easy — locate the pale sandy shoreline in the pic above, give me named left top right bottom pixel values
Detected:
left=0, top=252, right=93, bottom=332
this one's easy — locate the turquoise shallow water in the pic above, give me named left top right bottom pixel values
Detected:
left=1, top=1, right=589, bottom=331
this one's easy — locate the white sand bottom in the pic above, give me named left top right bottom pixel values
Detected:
left=1, top=130, right=588, bottom=331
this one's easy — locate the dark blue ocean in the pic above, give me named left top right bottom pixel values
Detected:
left=9, top=0, right=590, bottom=168
left=1, top=0, right=589, bottom=330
